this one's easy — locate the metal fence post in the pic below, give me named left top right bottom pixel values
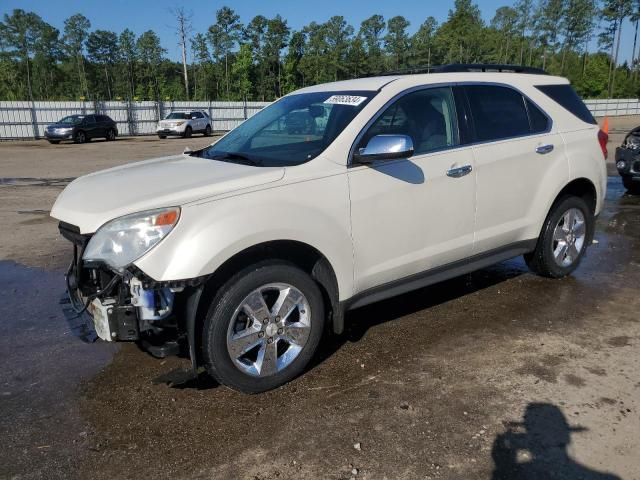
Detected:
left=243, top=99, right=248, bottom=120
left=29, top=100, right=39, bottom=139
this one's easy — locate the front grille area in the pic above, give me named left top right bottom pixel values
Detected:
left=633, top=160, right=640, bottom=174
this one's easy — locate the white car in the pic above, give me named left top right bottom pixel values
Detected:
left=156, top=110, right=212, bottom=138
left=52, top=64, right=608, bottom=393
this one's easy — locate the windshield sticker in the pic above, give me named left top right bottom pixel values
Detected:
left=323, top=95, right=367, bottom=106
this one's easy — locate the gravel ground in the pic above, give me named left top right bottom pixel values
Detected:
left=0, top=124, right=639, bottom=480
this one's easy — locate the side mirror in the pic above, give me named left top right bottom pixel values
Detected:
left=353, top=134, right=414, bottom=164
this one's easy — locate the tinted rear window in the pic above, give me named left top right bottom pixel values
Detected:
left=465, top=85, right=531, bottom=141
left=535, top=84, right=596, bottom=125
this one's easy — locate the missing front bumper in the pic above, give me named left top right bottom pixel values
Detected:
left=60, top=293, right=139, bottom=342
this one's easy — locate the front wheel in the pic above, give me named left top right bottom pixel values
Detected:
left=183, top=126, right=192, bottom=138
left=158, top=135, right=167, bottom=139
left=47, top=140, right=60, bottom=144
left=74, top=130, right=86, bottom=144
left=202, top=261, right=325, bottom=393
left=525, top=196, right=593, bottom=278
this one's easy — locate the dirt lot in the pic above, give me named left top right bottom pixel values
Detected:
left=0, top=125, right=639, bottom=480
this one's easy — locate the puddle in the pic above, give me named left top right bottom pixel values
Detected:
left=0, top=260, right=117, bottom=477
left=17, top=209, right=51, bottom=215
left=0, top=177, right=75, bottom=187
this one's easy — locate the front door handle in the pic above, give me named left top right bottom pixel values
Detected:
left=446, top=164, right=473, bottom=178
left=536, top=144, right=554, bottom=154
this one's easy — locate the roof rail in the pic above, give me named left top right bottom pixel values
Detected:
left=380, top=63, right=547, bottom=76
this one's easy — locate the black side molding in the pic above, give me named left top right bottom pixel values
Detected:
left=344, top=240, right=537, bottom=311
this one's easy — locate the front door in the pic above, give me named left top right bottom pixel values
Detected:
left=348, top=86, right=476, bottom=293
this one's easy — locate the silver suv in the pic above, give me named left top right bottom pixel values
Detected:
left=157, top=110, right=212, bottom=138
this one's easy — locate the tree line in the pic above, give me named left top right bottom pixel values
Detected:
left=0, top=0, right=638, bottom=103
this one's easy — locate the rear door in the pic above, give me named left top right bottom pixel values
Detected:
left=191, top=111, right=204, bottom=131
left=463, top=84, right=566, bottom=253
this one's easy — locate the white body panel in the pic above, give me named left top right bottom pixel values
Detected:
left=348, top=147, right=476, bottom=293
left=51, top=72, right=607, bottom=303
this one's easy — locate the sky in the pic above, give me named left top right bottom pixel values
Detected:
left=1, top=0, right=635, bottom=65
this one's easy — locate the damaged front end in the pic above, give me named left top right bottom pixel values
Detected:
left=59, top=221, right=206, bottom=363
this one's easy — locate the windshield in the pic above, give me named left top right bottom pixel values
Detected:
left=166, top=112, right=190, bottom=120
left=193, top=91, right=376, bottom=167
left=59, top=115, right=84, bottom=125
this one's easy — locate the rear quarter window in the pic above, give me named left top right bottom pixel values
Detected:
left=535, top=84, right=596, bottom=125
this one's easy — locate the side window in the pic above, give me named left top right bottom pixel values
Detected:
left=192, top=112, right=204, bottom=119
left=360, top=87, right=459, bottom=155
left=525, top=99, right=550, bottom=133
left=465, top=85, right=530, bottom=141
left=85, top=115, right=96, bottom=124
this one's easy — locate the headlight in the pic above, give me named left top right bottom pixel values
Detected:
left=617, top=161, right=626, bottom=170
left=176, top=121, right=185, bottom=126
left=83, top=207, right=180, bottom=270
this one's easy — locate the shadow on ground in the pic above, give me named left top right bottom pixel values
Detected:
left=492, top=403, right=621, bottom=480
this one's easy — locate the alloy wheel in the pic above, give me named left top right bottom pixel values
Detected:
left=226, top=283, right=311, bottom=377
left=552, top=207, right=586, bottom=267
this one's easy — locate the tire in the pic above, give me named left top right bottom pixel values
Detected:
left=204, top=124, right=212, bottom=136
left=74, top=130, right=86, bottom=144
left=47, top=140, right=60, bottom=144
left=183, top=126, right=192, bottom=138
left=158, top=135, right=167, bottom=139
left=622, top=176, right=640, bottom=195
left=202, top=260, right=325, bottom=393
left=106, top=128, right=116, bottom=141
left=525, top=196, right=593, bottom=278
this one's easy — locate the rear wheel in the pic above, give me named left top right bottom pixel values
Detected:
left=202, top=261, right=324, bottom=393
left=74, top=130, right=86, bottom=144
left=622, top=176, right=640, bottom=195
left=204, top=124, right=212, bottom=136
left=525, top=196, right=592, bottom=278
left=183, top=126, right=192, bottom=138
left=106, top=128, right=116, bottom=141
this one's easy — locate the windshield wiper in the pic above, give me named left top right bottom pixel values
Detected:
left=206, top=151, right=262, bottom=166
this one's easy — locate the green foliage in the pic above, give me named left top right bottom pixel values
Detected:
left=0, top=3, right=638, bottom=101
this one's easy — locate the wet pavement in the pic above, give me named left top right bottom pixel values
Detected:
left=0, top=177, right=639, bottom=480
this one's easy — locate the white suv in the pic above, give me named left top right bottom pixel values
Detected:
left=157, top=110, right=212, bottom=138
left=52, top=65, right=608, bottom=393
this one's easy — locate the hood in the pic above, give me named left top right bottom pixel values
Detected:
left=47, top=123, right=76, bottom=129
left=51, top=154, right=284, bottom=233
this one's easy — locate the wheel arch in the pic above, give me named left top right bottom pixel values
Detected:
left=537, top=177, right=598, bottom=247
left=553, top=177, right=597, bottom=214
left=190, top=239, right=342, bottom=368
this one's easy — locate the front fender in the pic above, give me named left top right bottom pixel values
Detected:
left=134, top=174, right=355, bottom=300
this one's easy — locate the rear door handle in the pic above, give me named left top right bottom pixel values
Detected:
left=446, top=164, right=473, bottom=178
left=535, top=144, right=554, bottom=154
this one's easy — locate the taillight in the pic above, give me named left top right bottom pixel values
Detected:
left=598, top=129, right=608, bottom=159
